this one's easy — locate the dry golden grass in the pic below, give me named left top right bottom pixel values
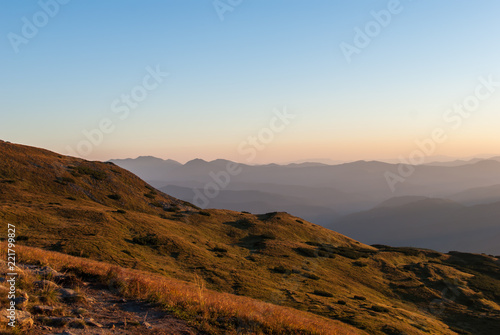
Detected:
left=0, top=243, right=364, bottom=335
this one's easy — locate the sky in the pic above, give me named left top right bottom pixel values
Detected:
left=1, top=0, right=500, bottom=164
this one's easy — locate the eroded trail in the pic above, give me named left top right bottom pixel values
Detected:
left=1, top=262, right=205, bottom=335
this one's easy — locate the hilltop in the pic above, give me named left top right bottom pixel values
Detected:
left=1, top=141, right=500, bottom=334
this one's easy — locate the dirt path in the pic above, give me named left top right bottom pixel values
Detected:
left=2, top=263, right=206, bottom=335
left=49, top=282, right=204, bottom=335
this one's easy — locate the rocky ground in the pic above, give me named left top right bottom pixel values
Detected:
left=0, top=263, right=204, bottom=335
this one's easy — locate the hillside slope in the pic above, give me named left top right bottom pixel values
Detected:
left=1, top=141, right=500, bottom=335
left=1, top=244, right=360, bottom=335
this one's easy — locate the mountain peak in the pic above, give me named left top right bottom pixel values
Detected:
left=184, top=158, right=208, bottom=166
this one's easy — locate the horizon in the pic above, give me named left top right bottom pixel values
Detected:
left=4, top=138, right=500, bottom=166
left=107, top=152, right=500, bottom=166
left=2, top=1, right=500, bottom=164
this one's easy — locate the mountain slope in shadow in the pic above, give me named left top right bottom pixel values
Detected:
left=330, top=197, right=500, bottom=254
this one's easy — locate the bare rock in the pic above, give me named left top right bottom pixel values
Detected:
left=41, top=316, right=74, bottom=327
left=33, top=305, right=57, bottom=315
left=36, top=266, right=63, bottom=278
left=68, top=318, right=86, bottom=328
left=49, top=331, right=77, bottom=335
left=14, top=292, right=29, bottom=310
left=58, top=287, right=76, bottom=296
left=0, top=309, right=32, bottom=328
left=58, top=288, right=86, bottom=303
left=85, top=318, right=103, bottom=328
left=72, top=307, right=88, bottom=316
left=17, top=310, right=34, bottom=328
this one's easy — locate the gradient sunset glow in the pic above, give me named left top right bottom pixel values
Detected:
left=2, top=1, right=500, bottom=164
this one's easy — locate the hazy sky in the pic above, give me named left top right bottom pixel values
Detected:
left=1, top=0, right=500, bottom=164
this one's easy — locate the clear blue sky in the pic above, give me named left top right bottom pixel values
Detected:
left=1, top=0, right=500, bottom=163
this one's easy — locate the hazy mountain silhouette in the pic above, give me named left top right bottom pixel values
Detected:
left=110, top=156, right=181, bottom=181
left=110, top=155, right=500, bottom=204
left=449, top=183, right=500, bottom=205
left=374, top=195, right=430, bottom=208
left=161, top=184, right=340, bottom=224
left=423, top=156, right=500, bottom=167
left=330, top=197, right=500, bottom=254
left=110, top=156, right=500, bottom=253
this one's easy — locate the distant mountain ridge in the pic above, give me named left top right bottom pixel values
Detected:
left=330, top=196, right=500, bottom=254
left=110, top=155, right=500, bottom=254
left=449, top=183, right=500, bottom=205
left=109, top=155, right=500, bottom=222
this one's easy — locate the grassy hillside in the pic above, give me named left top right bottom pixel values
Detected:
left=1, top=141, right=500, bottom=334
left=0, top=244, right=360, bottom=334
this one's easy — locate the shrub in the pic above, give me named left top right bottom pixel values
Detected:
left=448, top=326, right=473, bottom=335
left=468, top=274, right=500, bottom=300
left=68, top=250, right=90, bottom=258
left=212, top=247, right=228, bottom=253
left=373, top=245, right=422, bottom=257
left=352, top=261, right=367, bottom=267
left=144, top=193, right=156, bottom=199
left=353, top=295, right=366, bottom=301
left=371, top=305, right=389, bottom=313
left=294, top=247, right=318, bottom=258
left=335, top=247, right=374, bottom=260
left=165, top=205, right=180, bottom=212
left=150, top=201, right=164, bottom=208
left=38, top=284, right=60, bottom=305
left=199, top=211, right=211, bottom=216
left=108, top=194, right=121, bottom=200
left=381, top=325, right=403, bottom=335
left=238, top=218, right=252, bottom=225
left=133, top=233, right=160, bottom=246
left=313, top=290, right=333, bottom=297
left=272, top=266, right=291, bottom=274
left=260, top=233, right=277, bottom=240
left=55, top=176, right=75, bottom=185
left=115, top=209, right=127, bottom=214
left=317, top=250, right=336, bottom=258
left=302, top=273, right=320, bottom=280
left=73, top=166, right=107, bottom=180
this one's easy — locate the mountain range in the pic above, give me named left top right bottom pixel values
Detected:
left=110, top=155, right=500, bottom=254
